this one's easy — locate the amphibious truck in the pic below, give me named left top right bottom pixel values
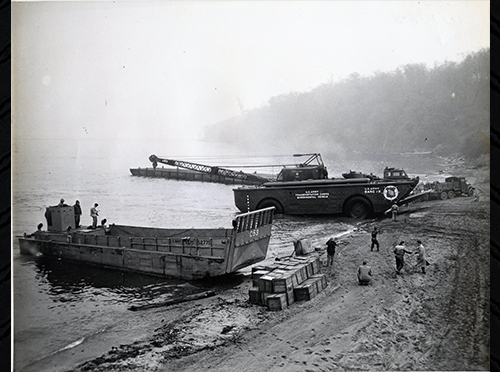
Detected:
left=233, top=154, right=419, bottom=218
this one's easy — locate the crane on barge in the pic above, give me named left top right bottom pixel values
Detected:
left=148, top=154, right=271, bottom=185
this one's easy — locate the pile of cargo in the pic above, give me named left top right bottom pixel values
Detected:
left=248, top=253, right=328, bottom=311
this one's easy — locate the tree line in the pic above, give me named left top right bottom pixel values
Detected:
left=204, top=49, right=489, bottom=161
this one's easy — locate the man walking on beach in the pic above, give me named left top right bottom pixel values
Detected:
left=326, top=238, right=337, bottom=269
left=415, top=240, right=428, bottom=274
left=394, top=241, right=412, bottom=274
left=371, top=227, right=380, bottom=251
left=391, top=203, right=399, bottom=221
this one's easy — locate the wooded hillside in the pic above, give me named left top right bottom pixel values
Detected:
left=204, top=49, right=489, bottom=161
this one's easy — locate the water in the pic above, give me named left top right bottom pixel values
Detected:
left=12, top=138, right=445, bottom=371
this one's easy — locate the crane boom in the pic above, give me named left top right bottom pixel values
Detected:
left=148, top=154, right=270, bottom=184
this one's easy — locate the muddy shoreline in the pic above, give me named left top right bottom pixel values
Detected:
left=69, top=170, right=489, bottom=371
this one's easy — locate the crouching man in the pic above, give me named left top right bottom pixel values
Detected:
left=357, top=261, right=372, bottom=285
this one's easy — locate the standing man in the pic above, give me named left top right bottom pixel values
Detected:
left=74, top=200, right=82, bottom=228
left=90, top=203, right=99, bottom=229
left=415, top=240, right=427, bottom=274
left=371, top=227, right=380, bottom=251
left=357, top=261, right=372, bottom=285
left=393, top=241, right=413, bottom=274
left=326, top=238, right=337, bottom=269
left=391, top=203, right=399, bottom=221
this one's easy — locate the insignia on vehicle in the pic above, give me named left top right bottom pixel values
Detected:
left=383, top=185, right=399, bottom=201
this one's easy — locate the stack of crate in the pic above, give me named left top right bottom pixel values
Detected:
left=248, top=253, right=328, bottom=311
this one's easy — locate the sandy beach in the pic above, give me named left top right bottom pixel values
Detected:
left=63, top=165, right=490, bottom=372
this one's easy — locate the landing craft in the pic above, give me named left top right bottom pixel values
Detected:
left=19, top=206, right=275, bottom=281
left=233, top=154, right=419, bottom=218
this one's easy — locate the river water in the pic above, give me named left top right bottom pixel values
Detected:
left=12, top=138, right=447, bottom=371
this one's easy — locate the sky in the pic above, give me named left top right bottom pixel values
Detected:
left=11, top=1, right=489, bottom=142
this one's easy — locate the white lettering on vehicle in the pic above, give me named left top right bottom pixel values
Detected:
left=364, top=187, right=381, bottom=194
left=295, top=190, right=330, bottom=199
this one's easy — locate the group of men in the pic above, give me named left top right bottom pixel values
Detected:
left=54, top=198, right=101, bottom=229
left=325, top=226, right=428, bottom=286
left=368, top=226, right=428, bottom=275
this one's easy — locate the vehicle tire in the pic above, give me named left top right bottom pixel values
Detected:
left=345, top=197, right=372, bottom=219
left=440, top=191, right=448, bottom=200
left=257, top=199, right=284, bottom=214
left=448, top=190, right=455, bottom=199
left=468, top=187, right=475, bottom=197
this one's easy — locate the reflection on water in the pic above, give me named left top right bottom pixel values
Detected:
left=31, top=255, right=247, bottom=306
left=33, top=256, right=187, bottom=302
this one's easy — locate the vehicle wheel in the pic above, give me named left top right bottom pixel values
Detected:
left=468, top=188, right=475, bottom=197
left=345, top=197, right=372, bottom=219
left=448, top=190, right=455, bottom=199
left=257, top=199, right=284, bottom=214
left=440, top=191, right=448, bottom=200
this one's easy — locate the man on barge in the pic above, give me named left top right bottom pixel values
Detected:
left=90, top=203, right=99, bottom=229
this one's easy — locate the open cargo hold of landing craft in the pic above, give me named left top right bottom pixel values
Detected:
left=19, top=206, right=275, bottom=281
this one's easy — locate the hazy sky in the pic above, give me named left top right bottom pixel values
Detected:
left=12, top=1, right=489, bottom=142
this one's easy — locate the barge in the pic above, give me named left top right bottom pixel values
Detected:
left=130, top=155, right=270, bottom=185
left=19, top=207, right=275, bottom=280
left=129, top=167, right=267, bottom=185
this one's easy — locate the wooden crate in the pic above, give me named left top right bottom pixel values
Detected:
left=257, top=275, right=274, bottom=293
left=273, top=273, right=294, bottom=293
left=252, top=264, right=276, bottom=273
left=310, top=274, right=328, bottom=291
left=251, top=269, right=270, bottom=279
left=286, top=288, right=295, bottom=306
left=260, top=291, right=273, bottom=305
left=300, top=266, right=309, bottom=281
left=252, top=270, right=271, bottom=287
left=294, top=280, right=318, bottom=301
left=273, top=269, right=288, bottom=275
left=311, top=257, right=320, bottom=274
left=249, top=287, right=261, bottom=304
left=291, top=271, right=302, bottom=287
left=267, top=293, right=288, bottom=311
left=305, top=262, right=315, bottom=277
